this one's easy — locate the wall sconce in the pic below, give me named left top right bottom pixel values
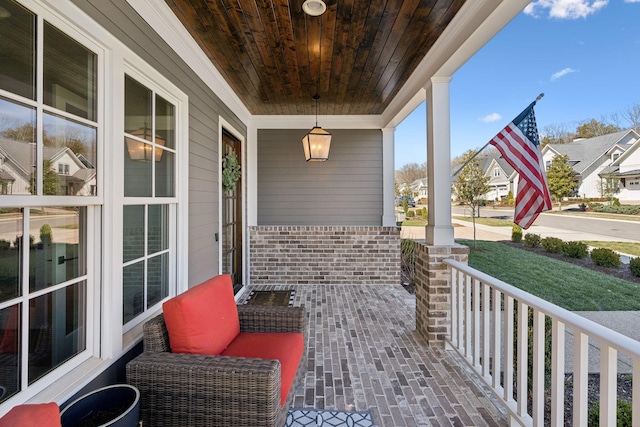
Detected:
left=125, top=126, right=164, bottom=162
left=302, top=95, right=331, bottom=162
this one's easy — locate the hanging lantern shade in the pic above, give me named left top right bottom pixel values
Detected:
left=125, top=125, right=164, bottom=162
left=302, top=126, right=331, bottom=162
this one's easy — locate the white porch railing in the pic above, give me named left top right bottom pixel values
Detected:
left=444, top=259, right=640, bottom=427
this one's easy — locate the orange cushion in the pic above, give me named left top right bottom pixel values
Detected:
left=162, top=274, right=239, bottom=355
left=221, top=332, right=304, bottom=407
left=0, top=403, right=61, bottom=427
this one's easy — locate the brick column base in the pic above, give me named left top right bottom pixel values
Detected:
left=414, top=243, right=469, bottom=347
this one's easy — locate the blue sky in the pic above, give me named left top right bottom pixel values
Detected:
left=395, top=0, right=640, bottom=169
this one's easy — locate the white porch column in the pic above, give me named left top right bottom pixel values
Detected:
left=425, top=77, right=454, bottom=245
left=247, top=123, right=258, bottom=227
left=382, top=127, right=396, bottom=226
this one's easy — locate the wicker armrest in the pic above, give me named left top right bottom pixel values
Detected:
left=127, top=352, right=284, bottom=427
left=237, top=305, right=307, bottom=334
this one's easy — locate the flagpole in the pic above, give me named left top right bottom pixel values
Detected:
left=452, top=93, right=544, bottom=176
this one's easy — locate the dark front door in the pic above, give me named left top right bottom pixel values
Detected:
left=221, top=129, right=243, bottom=293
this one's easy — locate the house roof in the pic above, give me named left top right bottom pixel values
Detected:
left=546, top=129, right=638, bottom=174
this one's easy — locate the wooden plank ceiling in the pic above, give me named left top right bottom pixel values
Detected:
left=165, top=0, right=465, bottom=115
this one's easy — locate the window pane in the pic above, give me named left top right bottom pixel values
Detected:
left=124, top=139, right=152, bottom=197
left=148, top=204, right=167, bottom=254
left=155, top=95, right=174, bottom=150
left=0, top=0, right=35, bottom=99
left=28, top=281, right=86, bottom=384
left=29, top=207, right=85, bottom=292
left=0, top=303, right=21, bottom=402
left=123, top=205, right=144, bottom=263
left=0, top=209, right=22, bottom=303
left=43, top=113, right=97, bottom=196
left=123, top=262, right=144, bottom=324
left=124, top=76, right=152, bottom=137
left=43, top=23, right=97, bottom=121
left=147, top=253, right=168, bottom=308
left=155, top=150, right=174, bottom=197
left=0, top=96, right=36, bottom=195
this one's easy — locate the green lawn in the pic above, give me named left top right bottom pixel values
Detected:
left=457, top=239, right=640, bottom=311
left=453, top=216, right=514, bottom=227
left=582, top=241, right=640, bottom=257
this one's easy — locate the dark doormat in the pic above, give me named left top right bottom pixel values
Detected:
left=244, top=290, right=295, bottom=307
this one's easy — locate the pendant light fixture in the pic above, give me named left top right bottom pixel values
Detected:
left=301, top=0, right=330, bottom=162
left=302, top=95, right=331, bottom=162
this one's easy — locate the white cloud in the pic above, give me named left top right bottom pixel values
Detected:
left=551, top=67, right=577, bottom=80
left=624, top=0, right=640, bottom=3
left=479, top=113, right=502, bottom=123
left=524, top=0, right=608, bottom=19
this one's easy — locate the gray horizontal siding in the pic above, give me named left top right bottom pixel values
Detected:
left=74, top=0, right=247, bottom=286
left=258, top=129, right=383, bottom=225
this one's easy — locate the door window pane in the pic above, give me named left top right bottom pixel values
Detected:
left=42, top=113, right=97, bottom=196
left=43, top=23, right=97, bottom=121
left=29, top=207, right=85, bottom=292
left=0, top=0, right=36, bottom=100
left=0, top=303, right=21, bottom=403
left=123, top=205, right=144, bottom=263
left=28, top=281, right=86, bottom=384
left=123, top=262, right=144, bottom=324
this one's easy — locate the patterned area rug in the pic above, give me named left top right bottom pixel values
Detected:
left=285, top=408, right=375, bottom=427
left=244, top=290, right=295, bottom=306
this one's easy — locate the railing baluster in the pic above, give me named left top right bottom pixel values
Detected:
left=600, top=344, right=617, bottom=427
left=503, top=295, right=514, bottom=404
left=465, top=275, right=472, bottom=360
left=458, top=270, right=465, bottom=352
left=517, top=301, right=528, bottom=419
left=573, top=331, right=588, bottom=427
left=451, top=267, right=458, bottom=346
left=633, top=355, right=640, bottom=427
left=482, top=282, right=491, bottom=379
left=551, top=319, right=565, bottom=426
left=473, top=276, right=480, bottom=368
left=492, top=288, right=502, bottom=391
left=532, top=309, right=545, bottom=426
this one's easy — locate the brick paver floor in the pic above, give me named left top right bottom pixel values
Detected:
left=241, top=284, right=509, bottom=427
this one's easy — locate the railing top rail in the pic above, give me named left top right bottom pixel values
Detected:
left=444, top=258, right=640, bottom=357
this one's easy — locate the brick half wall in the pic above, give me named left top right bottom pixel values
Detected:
left=249, top=226, right=400, bottom=285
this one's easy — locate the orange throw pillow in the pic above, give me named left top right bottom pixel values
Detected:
left=163, top=274, right=240, bottom=355
left=0, top=403, right=61, bottom=427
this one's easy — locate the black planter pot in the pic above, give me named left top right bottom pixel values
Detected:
left=60, top=384, right=140, bottom=427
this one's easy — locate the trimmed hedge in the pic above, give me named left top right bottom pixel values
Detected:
left=523, top=233, right=541, bottom=248
left=591, top=248, right=621, bottom=268
left=630, top=257, right=640, bottom=277
left=541, top=237, right=563, bottom=253
left=562, top=241, right=589, bottom=259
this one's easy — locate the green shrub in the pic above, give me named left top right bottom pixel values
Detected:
left=421, top=207, right=427, bottom=220
left=511, top=224, right=522, bottom=243
left=561, top=241, right=589, bottom=259
left=591, top=248, right=621, bottom=268
left=541, top=237, right=563, bottom=253
left=613, top=198, right=621, bottom=207
left=523, top=233, right=541, bottom=248
left=588, top=399, right=632, bottom=427
left=40, top=223, right=53, bottom=245
left=629, top=257, right=640, bottom=277
left=590, top=204, right=640, bottom=215
left=406, top=210, right=416, bottom=218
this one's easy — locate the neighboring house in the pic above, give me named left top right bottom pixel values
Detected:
left=541, top=129, right=640, bottom=201
left=0, top=138, right=96, bottom=195
left=481, top=155, right=517, bottom=201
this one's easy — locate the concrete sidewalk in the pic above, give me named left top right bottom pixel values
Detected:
left=400, top=220, right=640, bottom=373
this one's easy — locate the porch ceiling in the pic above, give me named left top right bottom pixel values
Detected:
left=164, top=0, right=465, bottom=116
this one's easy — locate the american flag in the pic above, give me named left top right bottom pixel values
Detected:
left=489, top=101, right=552, bottom=229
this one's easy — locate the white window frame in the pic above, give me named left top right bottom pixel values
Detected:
left=0, top=0, right=188, bottom=412
left=0, top=0, right=106, bottom=408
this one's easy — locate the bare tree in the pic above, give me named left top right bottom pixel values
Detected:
left=395, top=162, right=426, bottom=187
left=611, top=103, right=640, bottom=132
left=540, top=123, right=574, bottom=145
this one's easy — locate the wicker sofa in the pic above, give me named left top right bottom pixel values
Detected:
left=126, top=276, right=307, bottom=427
